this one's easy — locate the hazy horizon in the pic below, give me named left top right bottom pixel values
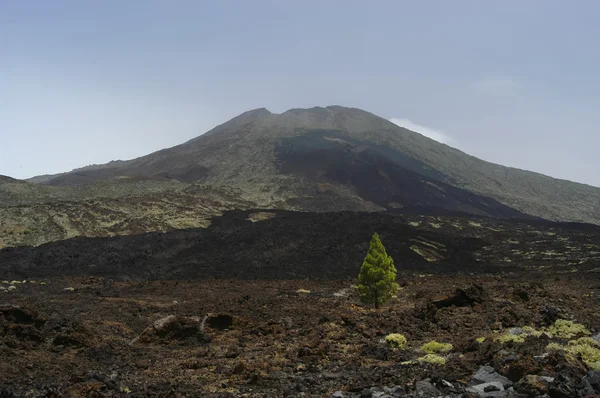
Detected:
left=2, top=1, right=600, bottom=188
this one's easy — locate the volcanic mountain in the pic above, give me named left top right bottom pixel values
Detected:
left=30, top=106, right=600, bottom=224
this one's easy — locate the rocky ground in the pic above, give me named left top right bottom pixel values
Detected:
left=2, top=273, right=600, bottom=397
left=2, top=211, right=600, bottom=397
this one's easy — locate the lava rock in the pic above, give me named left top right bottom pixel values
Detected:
left=548, top=374, right=575, bottom=398
left=466, top=382, right=507, bottom=397
left=577, top=371, right=600, bottom=397
left=372, top=392, right=391, bottom=398
left=130, top=315, right=206, bottom=344
left=470, top=366, right=514, bottom=389
left=515, top=375, right=554, bottom=396
left=206, top=314, right=233, bottom=330
left=384, top=386, right=405, bottom=397
left=431, top=284, right=485, bottom=309
left=541, top=307, right=560, bottom=326
left=507, top=327, right=527, bottom=336
left=415, top=379, right=441, bottom=397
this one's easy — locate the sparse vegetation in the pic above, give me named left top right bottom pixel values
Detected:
left=496, top=333, right=525, bottom=344
left=495, top=326, right=544, bottom=344
left=522, top=326, right=543, bottom=337
left=417, top=354, right=446, bottom=365
left=547, top=337, right=600, bottom=370
left=545, top=319, right=590, bottom=339
left=1, top=272, right=600, bottom=394
left=420, top=341, right=453, bottom=354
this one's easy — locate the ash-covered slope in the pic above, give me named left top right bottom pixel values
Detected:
left=1, top=210, right=599, bottom=280
left=32, top=106, right=600, bottom=223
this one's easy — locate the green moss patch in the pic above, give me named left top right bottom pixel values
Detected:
left=420, top=341, right=453, bottom=354
left=545, top=320, right=591, bottom=339
left=417, top=354, right=446, bottom=365
left=546, top=337, right=600, bottom=370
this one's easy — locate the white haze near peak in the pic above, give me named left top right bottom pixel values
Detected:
left=389, top=118, right=457, bottom=146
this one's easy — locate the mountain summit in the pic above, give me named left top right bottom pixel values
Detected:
left=31, top=106, right=600, bottom=224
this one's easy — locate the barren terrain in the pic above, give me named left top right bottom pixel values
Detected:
left=1, top=212, right=600, bottom=397
left=2, top=274, right=600, bottom=397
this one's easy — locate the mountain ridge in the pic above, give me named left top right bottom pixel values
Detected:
left=16, top=105, right=600, bottom=224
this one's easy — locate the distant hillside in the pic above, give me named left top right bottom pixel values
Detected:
left=0, top=175, right=19, bottom=184
left=30, top=106, right=600, bottom=225
left=0, top=177, right=254, bottom=248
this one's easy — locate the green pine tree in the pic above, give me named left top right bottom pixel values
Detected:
left=357, top=232, right=398, bottom=308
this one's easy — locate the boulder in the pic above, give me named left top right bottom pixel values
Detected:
left=470, top=366, right=514, bottom=389
left=466, top=382, right=507, bottom=398
left=431, top=285, right=485, bottom=309
left=130, top=315, right=207, bottom=345
left=415, top=379, right=441, bottom=396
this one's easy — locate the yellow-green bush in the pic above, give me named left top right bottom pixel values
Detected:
left=496, top=333, right=525, bottom=344
left=476, top=337, right=486, bottom=343
left=417, top=354, right=446, bottom=365
left=420, top=341, right=453, bottom=354
left=546, top=337, right=600, bottom=370
left=385, top=333, right=407, bottom=350
left=545, top=320, right=591, bottom=339
left=567, top=338, right=600, bottom=370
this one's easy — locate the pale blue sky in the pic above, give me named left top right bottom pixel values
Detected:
left=1, top=1, right=599, bottom=187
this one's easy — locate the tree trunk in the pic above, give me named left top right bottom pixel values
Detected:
left=374, top=290, right=379, bottom=309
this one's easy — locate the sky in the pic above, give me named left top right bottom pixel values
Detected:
left=1, top=1, right=600, bottom=187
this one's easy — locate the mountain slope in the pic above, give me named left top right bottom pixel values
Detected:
left=30, top=106, right=600, bottom=224
left=0, top=176, right=255, bottom=248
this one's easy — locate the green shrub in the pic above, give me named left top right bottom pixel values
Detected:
left=357, top=233, right=398, bottom=309
left=385, top=333, right=407, bottom=350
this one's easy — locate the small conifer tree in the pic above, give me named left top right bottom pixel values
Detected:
left=357, top=232, right=398, bottom=308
